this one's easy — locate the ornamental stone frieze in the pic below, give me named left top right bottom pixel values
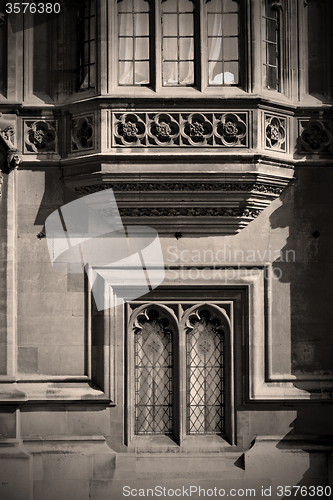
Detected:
left=264, top=114, right=287, bottom=152
left=112, top=111, right=248, bottom=148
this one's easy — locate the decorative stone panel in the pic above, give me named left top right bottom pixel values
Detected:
left=24, top=120, right=57, bottom=154
left=298, top=119, right=332, bottom=154
left=71, top=115, right=94, bottom=152
left=264, top=114, right=287, bottom=152
left=112, top=111, right=248, bottom=148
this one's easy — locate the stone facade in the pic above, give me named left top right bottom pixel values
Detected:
left=0, top=1, right=333, bottom=499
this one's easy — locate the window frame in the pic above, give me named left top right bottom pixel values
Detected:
left=125, top=289, right=237, bottom=449
left=109, top=0, right=247, bottom=95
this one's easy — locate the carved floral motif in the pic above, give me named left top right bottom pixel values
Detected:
left=114, top=113, right=146, bottom=146
left=24, top=120, right=57, bottom=154
left=299, top=120, right=332, bottom=154
left=71, top=115, right=94, bottom=151
left=112, top=111, right=248, bottom=147
left=74, top=182, right=283, bottom=195
left=119, top=207, right=262, bottom=218
left=265, top=115, right=286, bottom=151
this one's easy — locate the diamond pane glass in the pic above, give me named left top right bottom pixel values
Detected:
left=186, top=309, right=224, bottom=435
left=135, top=309, right=173, bottom=435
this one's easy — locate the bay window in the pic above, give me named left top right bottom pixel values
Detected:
left=116, top=0, right=241, bottom=89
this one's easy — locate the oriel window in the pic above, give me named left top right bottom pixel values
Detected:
left=262, top=0, right=280, bottom=91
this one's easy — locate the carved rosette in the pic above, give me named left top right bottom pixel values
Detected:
left=24, top=120, right=57, bottom=154
left=147, top=113, right=180, bottom=145
left=112, top=111, right=248, bottom=148
left=71, top=115, right=94, bottom=151
left=265, top=115, right=286, bottom=151
left=114, top=113, right=146, bottom=146
left=299, top=120, right=332, bottom=154
left=214, top=113, right=247, bottom=146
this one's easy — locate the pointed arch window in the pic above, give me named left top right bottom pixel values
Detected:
left=133, top=306, right=174, bottom=434
left=185, top=306, right=225, bottom=435
left=128, top=301, right=231, bottom=442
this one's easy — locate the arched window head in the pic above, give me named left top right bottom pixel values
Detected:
left=184, top=305, right=228, bottom=435
left=118, top=0, right=150, bottom=85
left=132, top=305, right=176, bottom=435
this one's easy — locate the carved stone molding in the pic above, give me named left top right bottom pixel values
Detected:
left=298, top=119, right=332, bottom=154
left=71, top=115, right=94, bottom=151
left=112, top=111, right=248, bottom=148
left=118, top=207, right=263, bottom=218
left=265, top=114, right=287, bottom=152
left=24, top=120, right=57, bottom=154
left=74, top=182, right=284, bottom=196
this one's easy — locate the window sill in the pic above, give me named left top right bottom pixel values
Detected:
left=128, top=435, right=233, bottom=454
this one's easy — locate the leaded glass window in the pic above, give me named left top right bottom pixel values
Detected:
left=77, top=0, right=97, bottom=90
left=207, top=0, right=239, bottom=86
left=185, top=307, right=224, bottom=435
left=130, top=302, right=228, bottom=439
left=134, top=307, right=173, bottom=434
left=162, top=0, right=195, bottom=86
left=118, top=0, right=150, bottom=85
left=262, top=0, right=280, bottom=91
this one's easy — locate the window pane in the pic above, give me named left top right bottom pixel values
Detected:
left=135, top=13, right=149, bottom=36
left=135, top=38, right=149, bottom=60
left=207, top=0, right=222, bottom=13
left=179, top=14, right=193, bottom=36
left=208, top=38, right=222, bottom=61
left=119, top=13, right=133, bottom=36
left=119, top=60, right=134, bottom=84
left=120, top=38, right=134, bottom=60
left=224, top=0, right=238, bottom=13
left=135, top=61, right=149, bottom=84
left=209, top=61, right=223, bottom=84
left=163, top=61, right=178, bottom=85
left=163, top=14, right=178, bottom=36
left=134, top=308, right=173, bottom=435
left=162, top=0, right=178, bottom=13
left=163, top=38, right=178, bottom=59
left=179, top=61, right=194, bottom=84
left=266, top=64, right=277, bottom=90
left=208, top=14, right=222, bottom=37
left=223, top=13, right=238, bottom=36
left=267, top=43, right=277, bottom=66
left=134, top=0, right=149, bottom=12
left=223, top=37, right=238, bottom=61
left=267, top=19, right=277, bottom=42
left=224, top=61, right=238, bottom=84
left=118, top=0, right=132, bottom=12
left=179, top=38, right=194, bottom=60
left=179, top=0, right=194, bottom=12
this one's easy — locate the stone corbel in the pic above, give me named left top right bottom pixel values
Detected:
left=0, top=126, right=22, bottom=175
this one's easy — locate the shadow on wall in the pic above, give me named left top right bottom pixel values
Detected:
left=268, top=165, right=333, bottom=493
